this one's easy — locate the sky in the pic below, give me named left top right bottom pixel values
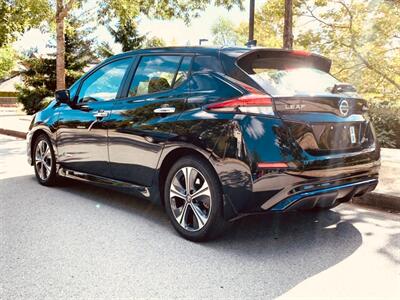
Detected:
left=13, top=0, right=267, bottom=55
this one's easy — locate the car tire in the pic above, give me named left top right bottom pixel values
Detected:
left=164, top=155, right=227, bottom=242
left=33, top=134, right=57, bottom=186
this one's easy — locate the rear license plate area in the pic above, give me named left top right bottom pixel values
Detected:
left=311, top=123, right=360, bottom=150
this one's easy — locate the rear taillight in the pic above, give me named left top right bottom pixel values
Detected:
left=290, top=49, right=312, bottom=57
left=206, top=94, right=274, bottom=116
left=258, top=162, right=288, bottom=169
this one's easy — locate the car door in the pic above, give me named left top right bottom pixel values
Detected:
left=107, top=55, right=192, bottom=186
left=56, top=57, right=134, bottom=177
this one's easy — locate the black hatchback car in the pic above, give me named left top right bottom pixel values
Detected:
left=27, top=46, right=380, bottom=241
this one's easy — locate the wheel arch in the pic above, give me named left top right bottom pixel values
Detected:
left=29, top=128, right=54, bottom=165
left=157, top=146, right=220, bottom=207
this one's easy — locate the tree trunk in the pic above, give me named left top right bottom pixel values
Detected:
left=283, top=0, right=293, bottom=49
left=56, top=0, right=66, bottom=90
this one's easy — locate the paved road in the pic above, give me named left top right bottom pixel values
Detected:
left=1, top=135, right=399, bottom=299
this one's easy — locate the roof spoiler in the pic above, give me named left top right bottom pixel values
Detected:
left=237, top=48, right=332, bottom=73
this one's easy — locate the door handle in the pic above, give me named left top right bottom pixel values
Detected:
left=93, top=111, right=109, bottom=118
left=153, top=107, right=176, bottom=114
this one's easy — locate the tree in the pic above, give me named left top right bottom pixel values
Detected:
left=17, top=18, right=95, bottom=114
left=6, top=0, right=243, bottom=91
left=109, top=20, right=145, bottom=52
left=235, top=0, right=299, bottom=47
left=296, top=0, right=400, bottom=101
left=283, top=0, right=293, bottom=49
left=145, top=36, right=166, bottom=48
left=211, top=18, right=239, bottom=46
left=0, top=0, right=51, bottom=47
left=97, top=42, right=114, bottom=59
left=55, top=0, right=76, bottom=90
left=56, top=0, right=243, bottom=89
left=0, top=46, right=16, bottom=79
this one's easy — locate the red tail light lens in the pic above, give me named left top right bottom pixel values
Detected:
left=291, top=49, right=312, bottom=56
left=257, top=162, right=288, bottom=169
left=206, top=94, right=274, bottom=115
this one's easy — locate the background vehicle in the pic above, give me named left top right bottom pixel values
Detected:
left=27, top=47, right=380, bottom=241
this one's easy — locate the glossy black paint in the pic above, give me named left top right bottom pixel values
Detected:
left=27, top=46, right=380, bottom=220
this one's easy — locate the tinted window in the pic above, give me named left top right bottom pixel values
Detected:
left=68, top=79, right=80, bottom=101
left=189, top=73, right=241, bottom=104
left=173, top=56, right=192, bottom=88
left=78, top=58, right=132, bottom=102
left=251, top=67, right=339, bottom=95
left=129, top=55, right=182, bottom=97
left=192, top=55, right=224, bottom=73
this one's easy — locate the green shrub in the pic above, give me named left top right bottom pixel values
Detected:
left=16, top=17, right=95, bottom=115
left=16, top=85, right=52, bottom=115
left=367, top=101, right=400, bottom=149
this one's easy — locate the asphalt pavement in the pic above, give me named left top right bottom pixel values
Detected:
left=1, top=135, right=399, bottom=299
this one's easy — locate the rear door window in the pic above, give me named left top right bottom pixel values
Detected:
left=192, top=55, right=224, bottom=73
left=128, top=55, right=182, bottom=97
left=173, top=56, right=192, bottom=88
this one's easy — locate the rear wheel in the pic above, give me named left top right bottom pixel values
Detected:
left=33, top=134, right=57, bottom=186
left=164, top=155, right=226, bottom=241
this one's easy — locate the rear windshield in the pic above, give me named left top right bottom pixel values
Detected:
left=250, top=67, right=340, bottom=96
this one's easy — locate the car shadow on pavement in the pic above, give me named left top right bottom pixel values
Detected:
left=1, top=174, right=371, bottom=298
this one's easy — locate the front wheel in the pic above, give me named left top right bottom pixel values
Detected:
left=33, top=134, right=57, bottom=186
left=164, top=155, right=227, bottom=242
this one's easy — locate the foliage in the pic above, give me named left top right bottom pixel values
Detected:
left=64, top=17, right=97, bottom=75
left=235, top=0, right=303, bottom=47
left=97, top=42, right=114, bottom=59
left=0, top=45, right=16, bottom=79
left=105, top=20, right=166, bottom=54
left=0, top=0, right=51, bottom=46
left=211, top=18, right=239, bottom=46
left=367, top=101, right=400, bottom=148
left=98, top=0, right=243, bottom=25
left=108, top=20, right=145, bottom=52
left=295, top=0, right=400, bottom=103
left=145, top=36, right=166, bottom=48
left=17, top=18, right=95, bottom=114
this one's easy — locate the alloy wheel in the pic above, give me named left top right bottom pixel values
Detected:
left=169, top=167, right=212, bottom=231
left=35, top=139, right=52, bottom=181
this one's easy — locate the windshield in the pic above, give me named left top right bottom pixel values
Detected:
left=251, top=67, right=340, bottom=96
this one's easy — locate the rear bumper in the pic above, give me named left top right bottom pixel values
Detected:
left=269, top=177, right=378, bottom=211
left=202, top=115, right=380, bottom=219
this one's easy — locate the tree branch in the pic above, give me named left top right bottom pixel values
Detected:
left=301, top=1, right=348, bottom=29
left=307, top=0, right=400, bottom=91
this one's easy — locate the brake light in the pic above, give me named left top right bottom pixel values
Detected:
left=206, top=94, right=274, bottom=115
left=258, top=162, right=288, bottom=169
left=291, top=49, right=311, bottom=57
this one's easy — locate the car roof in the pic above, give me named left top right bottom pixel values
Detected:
left=105, top=46, right=250, bottom=61
left=103, top=46, right=331, bottom=72
left=108, top=45, right=329, bottom=57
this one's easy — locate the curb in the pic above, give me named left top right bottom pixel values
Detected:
left=352, top=192, right=400, bottom=212
left=0, top=128, right=26, bottom=139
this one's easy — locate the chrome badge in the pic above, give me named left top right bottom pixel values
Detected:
left=339, top=99, right=350, bottom=116
left=285, top=104, right=305, bottom=110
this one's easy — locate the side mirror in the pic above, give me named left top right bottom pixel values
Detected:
left=55, top=89, right=71, bottom=105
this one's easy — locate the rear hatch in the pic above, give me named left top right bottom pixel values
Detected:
left=234, top=49, right=375, bottom=154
